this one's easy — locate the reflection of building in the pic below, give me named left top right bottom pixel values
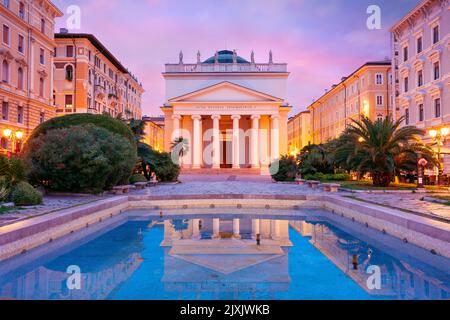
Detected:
left=142, top=116, right=164, bottom=151
left=307, top=62, right=392, bottom=144
left=294, top=221, right=450, bottom=299
left=0, top=253, right=142, bottom=300
left=161, top=218, right=292, bottom=297
left=0, top=1, right=62, bottom=153
left=288, top=111, right=310, bottom=155
left=53, top=31, right=144, bottom=120
left=162, top=50, right=291, bottom=170
left=390, top=0, right=450, bottom=174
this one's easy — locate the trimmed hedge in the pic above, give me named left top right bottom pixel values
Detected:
left=28, top=113, right=135, bottom=142
left=23, top=124, right=137, bottom=193
left=303, top=172, right=350, bottom=182
left=11, top=181, right=42, bottom=206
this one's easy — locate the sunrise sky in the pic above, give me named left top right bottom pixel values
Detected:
left=52, top=0, right=419, bottom=116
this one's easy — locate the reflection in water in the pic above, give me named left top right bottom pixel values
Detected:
left=0, top=216, right=448, bottom=300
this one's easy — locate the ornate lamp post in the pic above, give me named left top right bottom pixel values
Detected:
left=2, top=129, right=24, bottom=156
left=429, top=127, right=449, bottom=185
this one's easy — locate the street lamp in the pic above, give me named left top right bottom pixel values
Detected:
left=429, top=127, right=449, bottom=185
left=2, top=129, right=24, bottom=155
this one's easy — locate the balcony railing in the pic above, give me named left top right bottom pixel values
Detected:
left=165, top=63, right=288, bottom=73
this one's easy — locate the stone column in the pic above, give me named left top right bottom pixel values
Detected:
left=252, top=219, right=260, bottom=239
left=231, top=115, right=241, bottom=169
left=271, top=115, right=280, bottom=161
left=233, top=219, right=241, bottom=239
left=192, top=115, right=202, bottom=169
left=172, top=115, right=181, bottom=138
left=270, top=220, right=280, bottom=240
left=213, top=218, right=220, bottom=239
left=192, top=219, right=200, bottom=240
left=251, top=115, right=260, bottom=168
left=211, top=115, right=221, bottom=169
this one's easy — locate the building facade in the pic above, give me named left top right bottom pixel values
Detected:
left=162, top=50, right=291, bottom=171
left=53, top=31, right=143, bottom=120
left=287, top=110, right=310, bottom=155
left=143, top=116, right=164, bottom=152
left=390, top=0, right=449, bottom=174
left=0, top=0, right=62, bottom=153
left=308, top=62, right=392, bottom=144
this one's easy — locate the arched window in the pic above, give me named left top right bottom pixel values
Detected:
left=65, top=65, right=73, bottom=81
left=1, top=137, right=8, bottom=150
left=17, top=67, right=23, bottom=90
left=2, top=60, right=9, bottom=83
left=39, top=77, right=44, bottom=97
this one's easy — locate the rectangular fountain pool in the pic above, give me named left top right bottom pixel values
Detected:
left=0, top=209, right=448, bottom=300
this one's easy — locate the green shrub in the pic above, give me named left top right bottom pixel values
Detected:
left=303, top=172, right=350, bottom=181
left=28, top=114, right=135, bottom=142
left=11, top=181, right=42, bottom=206
left=23, top=124, right=137, bottom=193
left=271, top=155, right=298, bottom=182
left=129, top=174, right=148, bottom=184
left=154, top=152, right=180, bottom=182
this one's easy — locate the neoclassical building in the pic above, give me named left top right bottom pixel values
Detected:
left=162, top=50, right=291, bottom=171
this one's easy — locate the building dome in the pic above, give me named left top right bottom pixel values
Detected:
left=203, top=50, right=249, bottom=64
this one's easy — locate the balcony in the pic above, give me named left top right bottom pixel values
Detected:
left=95, top=85, right=106, bottom=99
left=108, top=93, right=118, bottom=107
left=165, top=63, right=288, bottom=73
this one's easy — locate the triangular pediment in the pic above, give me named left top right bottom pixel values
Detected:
left=169, top=81, right=283, bottom=103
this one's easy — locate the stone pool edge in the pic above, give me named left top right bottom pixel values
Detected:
left=0, top=194, right=448, bottom=261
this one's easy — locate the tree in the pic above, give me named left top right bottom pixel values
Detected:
left=298, top=143, right=336, bottom=175
left=334, top=116, right=437, bottom=187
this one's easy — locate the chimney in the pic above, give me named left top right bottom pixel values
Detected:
left=59, top=28, right=69, bottom=34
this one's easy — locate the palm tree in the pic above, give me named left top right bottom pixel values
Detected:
left=171, top=137, right=189, bottom=159
left=335, top=116, right=437, bottom=187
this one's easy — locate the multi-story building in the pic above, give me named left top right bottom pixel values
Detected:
left=142, top=115, right=164, bottom=152
left=287, top=110, right=310, bottom=155
left=390, top=0, right=449, bottom=175
left=308, top=61, right=392, bottom=144
left=0, top=0, right=62, bottom=153
left=53, top=30, right=143, bottom=120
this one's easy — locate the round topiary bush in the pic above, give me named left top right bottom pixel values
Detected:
left=129, top=173, right=148, bottom=184
left=23, top=124, right=137, bottom=193
left=28, top=113, right=135, bottom=142
left=270, top=155, right=299, bottom=182
left=11, top=181, right=43, bottom=206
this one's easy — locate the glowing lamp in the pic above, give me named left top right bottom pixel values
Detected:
left=441, top=127, right=449, bottom=137
left=428, top=129, right=437, bottom=138
left=358, top=137, right=365, bottom=143
left=3, top=129, right=12, bottom=138
left=15, top=131, right=24, bottom=139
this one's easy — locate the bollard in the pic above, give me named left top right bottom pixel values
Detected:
left=256, top=233, right=261, bottom=246
left=352, top=254, right=358, bottom=270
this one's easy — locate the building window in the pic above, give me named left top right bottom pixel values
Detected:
left=40, top=18, right=45, bottom=34
left=417, top=70, right=423, bottom=87
left=39, top=112, right=45, bottom=124
left=1, top=137, right=8, bottom=149
left=2, top=60, right=9, bottom=83
left=2, top=101, right=8, bottom=120
left=433, top=62, right=440, bottom=80
left=377, top=114, right=383, bottom=121
left=19, top=2, right=25, bottom=19
left=418, top=104, right=424, bottom=122
left=434, top=98, right=441, bottom=118
left=39, top=78, right=44, bottom=97
left=2, top=24, right=10, bottom=45
left=17, top=67, right=23, bottom=90
left=404, top=77, right=408, bottom=92
left=17, top=106, right=23, bottom=123
left=65, top=65, right=73, bottom=81
left=433, top=25, right=439, bottom=44
left=66, top=45, right=74, bottom=57
left=17, top=35, right=25, bottom=54
left=417, top=36, right=422, bottom=54
left=3, top=0, right=10, bottom=8
left=65, top=95, right=73, bottom=109
left=403, top=46, right=408, bottom=62
left=39, top=48, right=45, bottom=64
left=375, top=74, right=383, bottom=85
left=376, top=95, right=383, bottom=106
left=405, top=108, right=409, bottom=125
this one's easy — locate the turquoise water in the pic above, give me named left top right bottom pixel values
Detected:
left=0, top=214, right=448, bottom=300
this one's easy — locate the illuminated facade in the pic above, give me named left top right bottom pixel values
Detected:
left=287, top=111, right=310, bottom=155
left=0, top=0, right=62, bottom=153
left=308, top=62, right=392, bottom=144
left=143, top=116, right=164, bottom=152
left=53, top=31, right=143, bottom=120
